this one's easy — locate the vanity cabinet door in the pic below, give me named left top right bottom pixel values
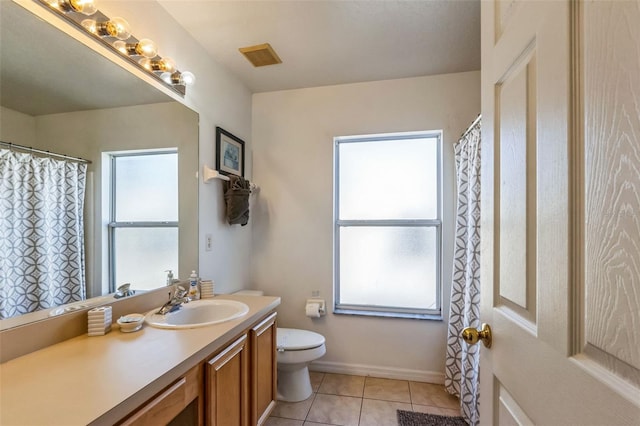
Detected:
left=205, top=334, right=249, bottom=426
left=250, top=312, right=277, bottom=426
left=119, top=364, right=202, bottom=426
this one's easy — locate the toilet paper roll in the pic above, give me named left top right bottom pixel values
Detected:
left=305, top=303, right=321, bottom=318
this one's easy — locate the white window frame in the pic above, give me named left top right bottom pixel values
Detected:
left=333, top=131, right=443, bottom=320
left=107, top=149, right=178, bottom=292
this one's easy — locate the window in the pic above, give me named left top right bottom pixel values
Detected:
left=108, top=150, right=178, bottom=291
left=334, top=131, right=442, bottom=319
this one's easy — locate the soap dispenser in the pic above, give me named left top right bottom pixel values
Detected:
left=188, top=270, right=200, bottom=300
left=165, top=270, right=174, bottom=286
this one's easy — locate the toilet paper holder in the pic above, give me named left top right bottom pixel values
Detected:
left=305, top=298, right=326, bottom=316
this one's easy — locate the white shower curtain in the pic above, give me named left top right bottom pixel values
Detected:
left=445, top=117, right=481, bottom=426
left=0, top=148, right=87, bottom=319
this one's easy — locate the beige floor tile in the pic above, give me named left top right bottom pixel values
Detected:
left=409, top=382, right=459, bottom=409
left=303, top=423, right=334, bottom=426
left=271, top=394, right=316, bottom=420
left=309, top=371, right=325, bottom=392
left=412, top=404, right=462, bottom=417
left=359, top=398, right=412, bottom=426
left=318, top=373, right=365, bottom=397
left=306, top=393, right=362, bottom=426
left=439, top=408, right=462, bottom=417
left=265, top=417, right=305, bottom=426
left=363, top=377, right=411, bottom=403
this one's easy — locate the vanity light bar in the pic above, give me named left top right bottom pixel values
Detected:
left=37, top=0, right=195, bottom=96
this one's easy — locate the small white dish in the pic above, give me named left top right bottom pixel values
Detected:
left=117, top=313, right=144, bottom=332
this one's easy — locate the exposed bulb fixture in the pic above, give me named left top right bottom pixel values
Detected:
left=37, top=0, right=194, bottom=96
left=45, top=0, right=96, bottom=15
left=81, top=16, right=131, bottom=40
left=113, top=38, right=158, bottom=58
left=139, top=57, right=176, bottom=73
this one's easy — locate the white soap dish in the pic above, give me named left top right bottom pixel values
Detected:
left=117, top=313, right=144, bottom=333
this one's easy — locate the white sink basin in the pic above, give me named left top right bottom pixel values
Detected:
left=145, top=299, right=249, bottom=329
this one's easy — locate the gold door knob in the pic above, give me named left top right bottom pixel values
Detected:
left=462, top=323, right=492, bottom=348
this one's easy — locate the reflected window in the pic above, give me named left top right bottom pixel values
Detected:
left=334, top=132, right=442, bottom=318
left=108, top=151, right=178, bottom=291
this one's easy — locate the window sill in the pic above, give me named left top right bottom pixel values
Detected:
left=333, top=308, right=442, bottom=321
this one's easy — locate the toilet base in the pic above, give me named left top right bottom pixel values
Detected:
left=277, top=365, right=313, bottom=402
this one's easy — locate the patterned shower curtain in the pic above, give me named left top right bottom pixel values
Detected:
left=445, top=117, right=481, bottom=426
left=0, top=149, right=87, bottom=319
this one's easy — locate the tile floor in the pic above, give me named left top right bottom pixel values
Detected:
left=265, top=372, right=460, bottom=426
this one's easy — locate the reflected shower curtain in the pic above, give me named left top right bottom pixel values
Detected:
left=445, top=117, right=481, bottom=426
left=0, top=149, right=87, bottom=319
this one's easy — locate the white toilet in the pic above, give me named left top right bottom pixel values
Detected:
left=232, top=290, right=327, bottom=402
left=277, top=327, right=326, bottom=402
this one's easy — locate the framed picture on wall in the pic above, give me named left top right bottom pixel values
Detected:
left=215, top=126, right=245, bottom=178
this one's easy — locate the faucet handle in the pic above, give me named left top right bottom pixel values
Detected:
left=174, top=285, right=188, bottom=298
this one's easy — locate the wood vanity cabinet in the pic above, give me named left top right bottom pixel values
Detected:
left=249, top=312, right=277, bottom=426
left=118, top=310, right=277, bottom=426
left=119, top=364, right=203, bottom=426
left=205, top=334, right=250, bottom=425
left=204, top=311, right=277, bottom=426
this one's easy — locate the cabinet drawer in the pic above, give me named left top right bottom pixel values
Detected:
left=120, top=364, right=201, bottom=426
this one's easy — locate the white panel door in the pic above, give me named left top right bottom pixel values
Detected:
left=479, top=0, right=640, bottom=424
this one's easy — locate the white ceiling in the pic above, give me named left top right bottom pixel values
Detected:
left=157, top=0, right=481, bottom=93
left=0, top=1, right=480, bottom=117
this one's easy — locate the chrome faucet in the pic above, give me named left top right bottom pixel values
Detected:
left=157, top=285, right=189, bottom=315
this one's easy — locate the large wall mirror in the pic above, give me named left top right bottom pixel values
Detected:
left=0, top=1, right=199, bottom=328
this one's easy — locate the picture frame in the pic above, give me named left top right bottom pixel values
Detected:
left=215, top=126, right=245, bottom=178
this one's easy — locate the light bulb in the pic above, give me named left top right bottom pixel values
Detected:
left=113, top=39, right=157, bottom=58
left=160, top=72, right=173, bottom=84
left=139, top=57, right=175, bottom=72
left=106, top=17, right=131, bottom=40
left=113, top=40, right=128, bottom=55
left=81, top=18, right=97, bottom=34
left=43, top=0, right=62, bottom=9
left=71, top=0, right=96, bottom=15
left=181, top=71, right=196, bottom=86
left=84, top=17, right=130, bottom=40
left=138, top=58, right=153, bottom=71
left=160, top=57, right=176, bottom=73
left=136, top=39, right=158, bottom=58
left=46, top=0, right=95, bottom=14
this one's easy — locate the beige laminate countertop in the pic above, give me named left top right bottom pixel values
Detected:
left=0, top=294, right=280, bottom=426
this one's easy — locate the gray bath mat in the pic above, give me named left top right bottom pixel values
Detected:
left=397, top=410, right=468, bottom=426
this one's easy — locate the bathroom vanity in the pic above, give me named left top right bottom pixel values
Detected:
left=0, top=294, right=280, bottom=426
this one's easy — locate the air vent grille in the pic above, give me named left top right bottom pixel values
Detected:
left=239, top=43, right=282, bottom=67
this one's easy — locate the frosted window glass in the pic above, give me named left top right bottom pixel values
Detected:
left=115, top=153, right=178, bottom=222
left=114, top=228, right=178, bottom=291
left=338, top=138, right=438, bottom=220
left=339, top=226, right=437, bottom=310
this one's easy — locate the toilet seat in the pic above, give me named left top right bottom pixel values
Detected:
left=277, top=328, right=325, bottom=351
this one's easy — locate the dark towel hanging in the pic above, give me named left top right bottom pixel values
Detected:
left=223, top=175, right=251, bottom=226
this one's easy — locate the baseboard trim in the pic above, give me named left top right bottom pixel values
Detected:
left=309, top=361, right=445, bottom=384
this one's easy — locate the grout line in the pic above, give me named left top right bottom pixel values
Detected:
left=273, top=374, right=453, bottom=424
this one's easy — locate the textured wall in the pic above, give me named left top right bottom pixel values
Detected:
left=251, top=72, right=480, bottom=378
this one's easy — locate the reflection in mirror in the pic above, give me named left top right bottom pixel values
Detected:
left=0, top=1, right=199, bottom=326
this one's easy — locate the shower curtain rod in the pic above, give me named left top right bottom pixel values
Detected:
left=0, top=141, right=91, bottom=164
left=460, top=114, right=481, bottom=140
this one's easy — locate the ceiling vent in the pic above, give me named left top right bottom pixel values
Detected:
left=239, top=43, right=282, bottom=67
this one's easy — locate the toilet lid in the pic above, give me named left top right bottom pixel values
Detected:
left=277, top=328, right=325, bottom=350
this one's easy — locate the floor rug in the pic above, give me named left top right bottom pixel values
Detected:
left=397, top=410, right=468, bottom=426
